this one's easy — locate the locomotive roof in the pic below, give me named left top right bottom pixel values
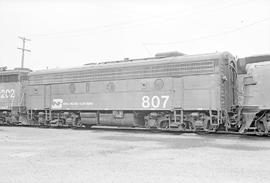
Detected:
left=29, top=52, right=233, bottom=76
left=244, top=54, right=270, bottom=62
left=0, top=68, right=31, bottom=75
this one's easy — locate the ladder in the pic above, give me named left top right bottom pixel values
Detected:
left=44, top=108, right=52, bottom=122
left=169, top=108, right=183, bottom=128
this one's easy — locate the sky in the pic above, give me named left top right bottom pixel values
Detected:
left=0, top=0, right=270, bottom=70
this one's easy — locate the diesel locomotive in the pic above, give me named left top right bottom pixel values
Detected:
left=0, top=52, right=269, bottom=135
left=0, top=67, right=29, bottom=124
left=236, top=55, right=270, bottom=134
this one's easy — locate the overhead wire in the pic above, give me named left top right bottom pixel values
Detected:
left=30, top=0, right=216, bottom=38
left=26, top=0, right=269, bottom=56
left=29, top=0, right=248, bottom=39
left=143, top=16, right=270, bottom=46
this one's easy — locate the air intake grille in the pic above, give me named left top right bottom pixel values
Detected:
left=29, top=60, right=216, bottom=85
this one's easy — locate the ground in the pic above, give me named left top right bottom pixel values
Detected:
left=0, top=127, right=270, bottom=183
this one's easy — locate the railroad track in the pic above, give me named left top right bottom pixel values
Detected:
left=1, top=124, right=268, bottom=137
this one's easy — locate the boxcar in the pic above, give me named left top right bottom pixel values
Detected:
left=26, top=52, right=237, bottom=130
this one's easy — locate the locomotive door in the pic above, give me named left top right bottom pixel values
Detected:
left=44, top=85, right=51, bottom=108
left=172, top=77, right=184, bottom=109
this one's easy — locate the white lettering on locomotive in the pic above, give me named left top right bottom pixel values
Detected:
left=62, top=102, right=93, bottom=106
left=52, top=99, right=63, bottom=109
left=0, top=89, right=15, bottom=98
left=142, top=95, right=169, bottom=109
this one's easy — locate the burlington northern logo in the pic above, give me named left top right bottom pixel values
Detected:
left=52, top=99, right=63, bottom=109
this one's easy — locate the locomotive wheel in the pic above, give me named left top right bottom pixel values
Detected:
left=84, top=124, right=93, bottom=129
left=256, top=121, right=266, bottom=134
left=184, top=121, right=194, bottom=130
left=203, top=120, right=210, bottom=131
left=75, top=122, right=83, bottom=128
left=159, top=120, right=169, bottom=129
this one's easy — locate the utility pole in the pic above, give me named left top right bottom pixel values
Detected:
left=17, top=36, right=31, bottom=68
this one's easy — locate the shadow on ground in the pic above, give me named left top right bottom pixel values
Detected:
left=101, top=133, right=270, bottom=151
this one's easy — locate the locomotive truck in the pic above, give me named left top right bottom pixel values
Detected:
left=0, top=52, right=269, bottom=135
